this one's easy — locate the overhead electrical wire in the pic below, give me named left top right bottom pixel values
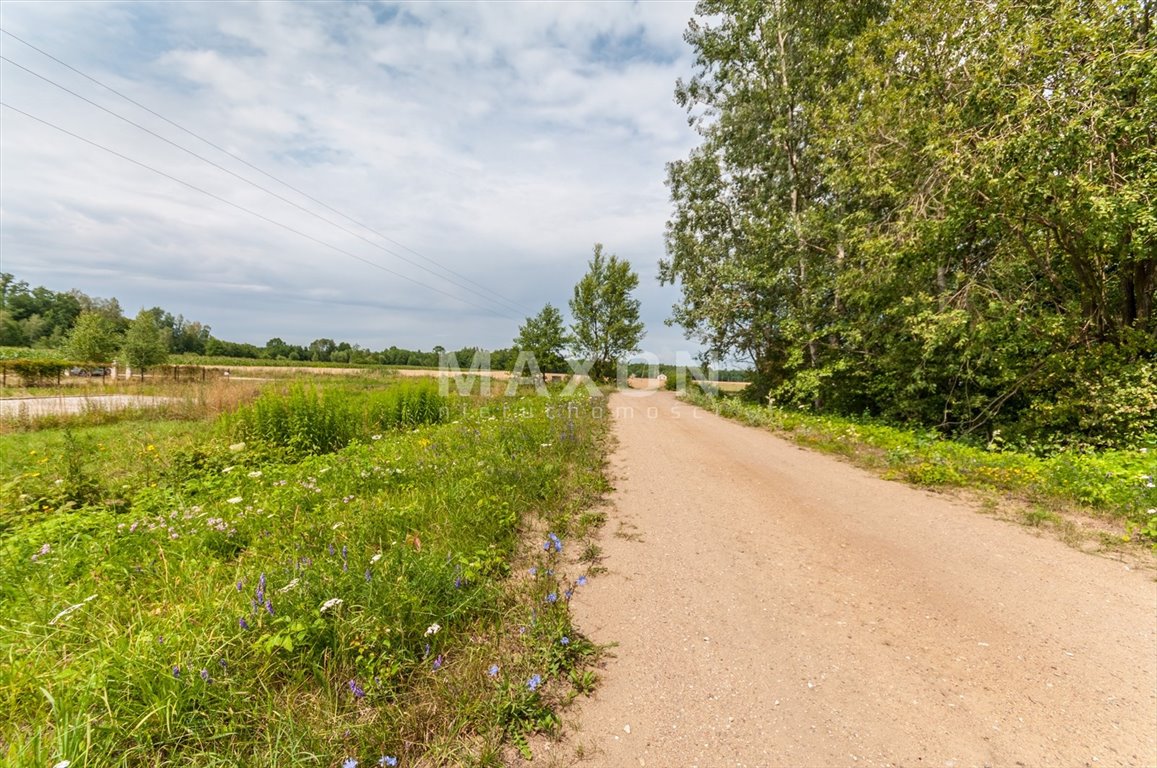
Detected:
left=0, top=27, right=534, bottom=317
left=0, top=101, right=521, bottom=320
left=0, top=54, right=530, bottom=318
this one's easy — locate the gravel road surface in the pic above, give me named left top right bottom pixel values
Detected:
left=0, top=395, right=176, bottom=418
left=545, top=390, right=1156, bottom=768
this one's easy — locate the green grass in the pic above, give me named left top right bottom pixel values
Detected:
left=1, top=381, right=611, bottom=766
left=684, top=391, right=1157, bottom=546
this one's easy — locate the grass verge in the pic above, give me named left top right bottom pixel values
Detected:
left=682, top=391, right=1157, bottom=551
left=1, top=381, right=611, bottom=766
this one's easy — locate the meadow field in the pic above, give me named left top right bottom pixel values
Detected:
left=1, top=373, right=609, bottom=767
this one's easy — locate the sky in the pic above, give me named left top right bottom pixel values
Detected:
left=0, top=0, right=707, bottom=363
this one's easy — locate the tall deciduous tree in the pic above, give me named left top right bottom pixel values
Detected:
left=122, top=309, right=169, bottom=380
left=662, top=0, right=884, bottom=404
left=514, top=303, right=570, bottom=373
left=663, top=0, right=1156, bottom=446
left=569, top=244, right=645, bottom=381
left=66, top=311, right=119, bottom=364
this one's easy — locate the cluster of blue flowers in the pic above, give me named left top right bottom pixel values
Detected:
left=341, top=757, right=397, bottom=768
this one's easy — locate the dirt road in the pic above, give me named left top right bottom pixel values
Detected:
left=0, top=395, right=176, bottom=418
left=551, top=390, right=1156, bottom=767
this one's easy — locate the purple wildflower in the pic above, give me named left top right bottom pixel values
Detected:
left=200, top=668, right=211, bottom=683
left=239, top=616, right=250, bottom=630
left=348, top=679, right=365, bottom=699
left=432, top=654, right=444, bottom=671
left=576, top=575, right=587, bottom=587
left=365, top=569, right=373, bottom=582
left=342, top=759, right=357, bottom=768
left=488, top=664, right=499, bottom=677
left=560, top=636, right=570, bottom=646
left=172, top=666, right=180, bottom=678
left=236, top=580, right=243, bottom=592
left=379, top=758, right=397, bottom=767
left=264, top=600, right=274, bottom=616
left=527, top=674, right=542, bottom=691
left=528, top=567, right=537, bottom=576
left=328, top=543, right=335, bottom=556
left=545, top=592, right=557, bottom=604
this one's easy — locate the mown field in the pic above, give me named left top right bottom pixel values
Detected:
left=1, top=375, right=610, bottom=767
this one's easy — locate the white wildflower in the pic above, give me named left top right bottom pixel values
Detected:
left=320, top=597, right=344, bottom=613
left=52, top=761, right=71, bottom=768
left=247, top=470, right=263, bottom=478
left=278, top=578, right=300, bottom=593
left=222, top=466, right=235, bottom=473
left=424, top=623, right=441, bottom=636
left=332, top=521, right=344, bottom=530
left=370, top=553, right=383, bottom=564
left=228, top=442, right=246, bottom=452
left=371, top=434, right=382, bottom=441
left=227, top=497, right=243, bottom=504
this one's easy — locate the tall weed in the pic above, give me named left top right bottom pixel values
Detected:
left=226, top=382, right=447, bottom=456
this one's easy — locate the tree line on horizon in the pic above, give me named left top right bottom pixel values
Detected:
left=663, top=0, right=1155, bottom=448
left=0, top=271, right=519, bottom=369
left=0, top=244, right=662, bottom=380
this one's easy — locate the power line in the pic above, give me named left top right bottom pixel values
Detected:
left=0, top=101, right=521, bottom=321
left=0, top=27, right=533, bottom=316
left=0, top=53, right=531, bottom=318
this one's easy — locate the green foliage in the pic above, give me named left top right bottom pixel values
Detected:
left=65, top=311, right=120, bottom=364
left=226, top=382, right=446, bottom=456
left=0, top=383, right=609, bottom=764
left=664, top=0, right=1156, bottom=448
left=569, top=243, right=645, bottom=381
left=514, top=303, right=571, bottom=374
left=121, top=308, right=170, bottom=376
left=0, top=273, right=85, bottom=348
left=0, top=358, right=72, bottom=386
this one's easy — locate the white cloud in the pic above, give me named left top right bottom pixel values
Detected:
left=0, top=0, right=703, bottom=358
